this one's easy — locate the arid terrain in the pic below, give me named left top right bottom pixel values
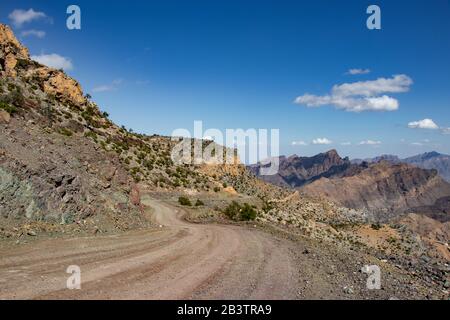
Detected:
left=1, top=23, right=449, bottom=300
left=0, top=194, right=444, bottom=300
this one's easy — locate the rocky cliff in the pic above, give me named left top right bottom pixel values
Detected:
left=248, top=150, right=356, bottom=188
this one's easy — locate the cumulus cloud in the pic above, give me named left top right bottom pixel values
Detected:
left=359, top=140, right=381, bottom=145
left=312, top=138, right=332, bottom=145
left=347, top=68, right=370, bottom=75
left=9, top=9, right=48, bottom=28
left=31, top=53, right=73, bottom=71
left=92, top=79, right=123, bottom=93
left=341, top=142, right=352, bottom=146
left=21, top=29, right=46, bottom=38
left=408, top=119, right=439, bottom=130
left=291, top=141, right=308, bottom=146
left=295, top=74, right=413, bottom=112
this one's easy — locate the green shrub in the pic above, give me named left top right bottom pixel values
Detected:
left=0, top=102, right=17, bottom=114
left=178, top=196, right=192, bottom=206
left=224, top=201, right=257, bottom=221
left=240, top=203, right=257, bottom=221
left=195, top=199, right=204, bottom=207
left=58, top=128, right=73, bottom=137
left=223, top=201, right=242, bottom=220
left=213, top=187, right=221, bottom=193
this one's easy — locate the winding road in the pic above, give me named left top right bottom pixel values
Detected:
left=0, top=196, right=305, bottom=299
left=0, top=195, right=424, bottom=300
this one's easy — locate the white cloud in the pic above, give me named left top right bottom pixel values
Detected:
left=9, top=9, right=47, bottom=28
left=347, top=68, right=371, bottom=75
left=21, top=29, right=46, bottom=38
left=31, top=53, right=73, bottom=71
left=92, top=79, right=123, bottom=93
left=408, top=119, right=439, bottom=130
left=312, top=138, right=332, bottom=145
left=291, top=140, right=308, bottom=146
left=411, top=142, right=424, bottom=146
left=295, top=74, right=413, bottom=112
left=341, top=142, right=352, bottom=146
left=441, top=128, right=450, bottom=135
left=359, top=140, right=382, bottom=145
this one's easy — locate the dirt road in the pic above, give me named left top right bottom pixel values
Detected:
left=0, top=196, right=431, bottom=300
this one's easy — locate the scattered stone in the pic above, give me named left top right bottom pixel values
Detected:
left=343, top=286, right=354, bottom=294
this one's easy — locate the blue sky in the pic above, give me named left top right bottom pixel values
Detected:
left=1, top=0, right=450, bottom=160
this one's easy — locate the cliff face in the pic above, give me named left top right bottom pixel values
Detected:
left=248, top=150, right=355, bottom=188
left=301, top=161, right=450, bottom=221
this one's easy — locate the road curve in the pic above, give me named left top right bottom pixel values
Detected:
left=0, top=196, right=303, bottom=300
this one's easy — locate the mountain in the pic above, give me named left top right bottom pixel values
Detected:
left=351, top=154, right=400, bottom=165
left=0, top=24, right=237, bottom=234
left=301, top=161, right=450, bottom=222
left=403, top=152, right=450, bottom=182
left=351, top=152, right=450, bottom=182
left=248, top=150, right=358, bottom=188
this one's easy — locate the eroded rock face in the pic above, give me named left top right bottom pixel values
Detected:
left=1, top=23, right=85, bottom=106
left=33, top=67, right=86, bottom=105
left=0, top=24, right=30, bottom=59
left=0, top=25, right=29, bottom=77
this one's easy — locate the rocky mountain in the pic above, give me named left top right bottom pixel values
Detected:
left=404, top=152, right=450, bottom=182
left=248, top=150, right=358, bottom=188
left=351, top=154, right=401, bottom=165
left=352, top=152, right=450, bottom=182
left=301, top=161, right=450, bottom=222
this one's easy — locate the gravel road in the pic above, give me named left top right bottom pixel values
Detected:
left=0, top=196, right=435, bottom=300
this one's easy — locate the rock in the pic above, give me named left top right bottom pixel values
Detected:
left=0, top=110, right=11, bottom=124
left=130, top=184, right=141, bottom=206
left=27, top=230, right=37, bottom=236
left=343, top=286, right=354, bottom=294
left=444, top=281, right=450, bottom=289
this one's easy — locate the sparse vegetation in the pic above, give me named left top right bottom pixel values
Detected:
left=178, top=196, right=192, bottom=206
left=224, top=201, right=258, bottom=221
left=0, top=101, right=17, bottom=114
left=58, top=127, right=73, bottom=137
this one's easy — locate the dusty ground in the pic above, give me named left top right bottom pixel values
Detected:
left=0, top=194, right=443, bottom=300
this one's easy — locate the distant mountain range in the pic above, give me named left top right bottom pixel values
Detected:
left=249, top=150, right=450, bottom=221
left=352, top=151, right=450, bottom=182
